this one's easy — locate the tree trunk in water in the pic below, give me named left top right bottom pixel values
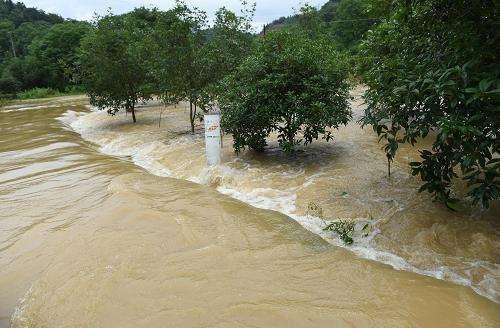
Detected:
left=131, top=107, right=137, bottom=123
left=285, top=116, right=295, bottom=147
left=194, top=103, right=198, bottom=129
left=287, top=132, right=294, bottom=146
left=158, top=106, right=164, bottom=128
left=387, top=158, right=391, bottom=178
left=189, top=101, right=195, bottom=134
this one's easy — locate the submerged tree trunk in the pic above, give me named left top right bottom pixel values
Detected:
left=131, top=107, right=137, bottom=123
left=158, top=106, right=165, bottom=128
left=189, top=101, right=195, bottom=134
left=285, top=116, right=295, bottom=147
left=194, top=103, right=198, bottom=127
left=287, top=130, right=295, bottom=146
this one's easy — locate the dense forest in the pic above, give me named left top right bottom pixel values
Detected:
left=0, top=0, right=498, bottom=209
left=263, top=0, right=391, bottom=49
left=0, top=0, right=90, bottom=98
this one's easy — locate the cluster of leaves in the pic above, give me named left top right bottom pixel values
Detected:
left=0, top=0, right=90, bottom=97
left=306, top=202, right=355, bottom=245
left=219, top=29, right=351, bottom=154
left=359, top=0, right=499, bottom=208
left=0, top=96, right=10, bottom=107
left=323, top=220, right=355, bottom=245
left=306, top=201, right=325, bottom=219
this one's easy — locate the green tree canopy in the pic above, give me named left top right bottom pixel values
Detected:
left=219, top=29, right=351, bottom=154
left=198, top=5, right=256, bottom=110
left=145, top=4, right=207, bottom=132
left=0, top=19, right=15, bottom=61
left=148, top=3, right=255, bottom=133
left=29, top=21, right=91, bottom=90
left=330, top=0, right=376, bottom=49
left=13, top=21, right=51, bottom=57
left=0, top=0, right=63, bottom=27
left=80, top=9, right=154, bottom=123
left=0, top=1, right=88, bottom=96
left=359, top=0, right=499, bottom=208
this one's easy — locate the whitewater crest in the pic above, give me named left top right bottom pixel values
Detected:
left=57, top=96, right=499, bottom=303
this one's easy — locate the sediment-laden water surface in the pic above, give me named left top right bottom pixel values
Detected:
left=0, top=93, right=498, bottom=327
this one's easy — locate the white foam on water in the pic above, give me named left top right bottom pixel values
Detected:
left=60, top=109, right=499, bottom=303
left=217, top=186, right=297, bottom=214
left=56, top=110, right=84, bottom=128
left=3, top=96, right=88, bottom=113
left=2, top=104, right=51, bottom=112
left=131, top=142, right=173, bottom=177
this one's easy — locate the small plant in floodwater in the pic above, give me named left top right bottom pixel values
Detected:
left=323, top=220, right=355, bottom=245
left=0, top=98, right=11, bottom=108
left=306, top=202, right=359, bottom=245
left=306, top=201, right=324, bottom=220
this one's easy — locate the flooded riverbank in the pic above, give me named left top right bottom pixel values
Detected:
left=62, top=88, right=499, bottom=302
left=0, top=94, right=499, bottom=326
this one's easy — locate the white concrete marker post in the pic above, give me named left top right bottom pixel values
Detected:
left=204, top=113, right=222, bottom=166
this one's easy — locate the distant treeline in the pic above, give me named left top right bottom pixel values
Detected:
left=263, top=0, right=390, bottom=49
left=0, top=0, right=90, bottom=98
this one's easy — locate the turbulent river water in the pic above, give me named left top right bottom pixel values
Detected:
left=0, top=91, right=498, bottom=327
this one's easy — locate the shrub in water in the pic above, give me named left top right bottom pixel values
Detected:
left=219, top=29, right=351, bottom=154
left=358, top=0, right=499, bottom=208
left=323, top=220, right=355, bottom=245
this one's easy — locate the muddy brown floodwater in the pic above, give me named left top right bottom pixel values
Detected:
left=0, top=91, right=498, bottom=327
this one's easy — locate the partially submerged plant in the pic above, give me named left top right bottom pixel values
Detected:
left=0, top=98, right=11, bottom=108
left=323, top=220, right=355, bottom=245
left=306, top=201, right=324, bottom=220
left=306, top=201, right=370, bottom=245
